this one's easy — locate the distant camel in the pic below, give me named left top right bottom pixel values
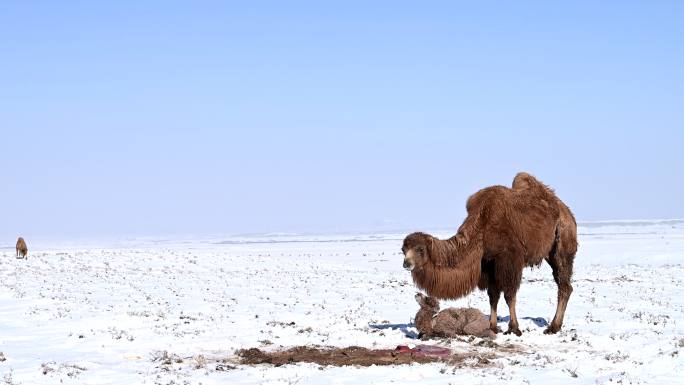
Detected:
left=402, top=172, right=577, bottom=335
left=16, top=237, right=28, bottom=259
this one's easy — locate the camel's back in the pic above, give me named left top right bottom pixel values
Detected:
left=470, top=185, right=560, bottom=263
left=432, top=307, right=490, bottom=336
left=432, top=309, right=465, bottom=335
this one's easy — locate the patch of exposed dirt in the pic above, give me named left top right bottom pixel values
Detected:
left=236, top=345, right=494, bottom=367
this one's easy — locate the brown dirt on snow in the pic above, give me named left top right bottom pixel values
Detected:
left=236, top=346, right=490, bottom=367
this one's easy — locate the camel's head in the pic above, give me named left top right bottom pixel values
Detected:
left=402, top=232, right=432, bottom=271
left=415, top=292, right=440, bottom=313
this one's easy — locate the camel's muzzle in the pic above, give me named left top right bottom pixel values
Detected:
left=403, top=249, right=416, bottom=271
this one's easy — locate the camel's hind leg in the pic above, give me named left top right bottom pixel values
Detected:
left=545, top=251, right=575, bottom=334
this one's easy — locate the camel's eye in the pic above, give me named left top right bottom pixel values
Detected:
left=416, top=246, right=424, bottom=253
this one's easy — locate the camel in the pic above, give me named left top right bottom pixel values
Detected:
left=414, top=292, right=495, bottom=339
left=402, top=172, right=577, bottom=336
left=16, top=237, right=28, bottom=259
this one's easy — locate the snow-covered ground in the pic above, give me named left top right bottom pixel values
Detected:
left=1, top=220, right=684, bottom=384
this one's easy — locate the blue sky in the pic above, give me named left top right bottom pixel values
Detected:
left=2, top=1, right=683, bottom=238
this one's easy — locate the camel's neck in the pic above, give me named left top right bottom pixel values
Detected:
left=430, top=234, right=481, bottom=268
left=411, top=235, right=483, bottom=300
left=414, top=308, right=435, bottom=334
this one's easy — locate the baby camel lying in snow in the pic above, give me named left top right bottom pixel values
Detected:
left=415, top=293, right=495, bottom=339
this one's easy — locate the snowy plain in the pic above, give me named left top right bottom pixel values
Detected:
left=1, top=220, right=683, bottom=384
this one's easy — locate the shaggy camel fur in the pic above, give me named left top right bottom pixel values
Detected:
left=402, top=172, right=577, bottom=336
left=16, top=237, right=28, bottom=259
left=414, top=293, right=495, bottom=339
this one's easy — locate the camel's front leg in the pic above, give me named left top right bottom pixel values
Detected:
left=503, top=292, right=522, bottom=336
left=487, top=287, right=502, bottom=333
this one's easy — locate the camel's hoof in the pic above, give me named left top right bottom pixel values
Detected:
left=504, top=328, right=522, bottom=337
left=544, top=325, right=560, bottom=334
left=490, top=326, right=503, bottom=334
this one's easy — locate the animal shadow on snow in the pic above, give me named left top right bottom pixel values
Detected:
left=368, top=323, right=419, bottom=339
left=494, top=315, right=549, bottom=328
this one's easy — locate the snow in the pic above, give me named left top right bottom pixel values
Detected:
left=1, top=220, right=684, bottom=384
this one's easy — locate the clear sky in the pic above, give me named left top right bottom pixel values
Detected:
left=2, top=1, right=683, bottom=238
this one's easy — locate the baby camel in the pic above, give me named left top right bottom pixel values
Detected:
left=414, top=293, right=495, bottom=339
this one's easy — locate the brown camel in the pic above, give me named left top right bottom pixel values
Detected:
left=16, top=237, right=28, bottom=259
left=414, top=293, right=495, bottom=339
left=402, top=172, right=577, bottom=336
